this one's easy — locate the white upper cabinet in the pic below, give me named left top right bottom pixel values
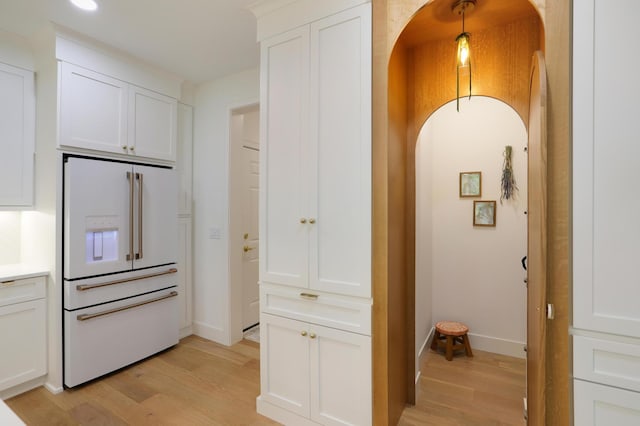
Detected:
left=59, top=61, right=177, bottom=162
left=128, top=85, right=176, bottom=161
left=259, top=3, right=371, bottom=298
left=573, top=0, right=640, bottom=339
left=0, top=62, right=35, bottom=207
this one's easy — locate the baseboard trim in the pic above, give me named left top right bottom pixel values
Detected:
left=0, top=377, right=46, bottom=400
left=467, top=332, right=526, bottom=359
left=44, top=382, right=63, bottom=395
left=256, top=396, right=319, bottom=426
left=192, top=321, right=227, bottom=345
left=415, top=326, right=435, bottom=384
left=179, top=325, right=194, bottom=339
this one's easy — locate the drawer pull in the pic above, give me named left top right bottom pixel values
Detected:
left=76, top=268, right=178, bottom=291
left=300, top=292, right=318, bottom=300
left=77, top=291, right=178, bottom=321
left=1, top=280, right=16, bottom=286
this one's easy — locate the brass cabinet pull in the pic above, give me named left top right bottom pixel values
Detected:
left=76, top=268, right=178, bottom=291
left=301, top=331, right=308, bottom=337
left=300, top=292, right=318, bottom=300
left=300, top=218, right=307, bottom=224
left=77, top=291, right=178, bottom=321
left=243, top=245, right=255, bottom=253
left=309, top=332, right=317, bottom=339
left=309, top=218, right=316, bottom=224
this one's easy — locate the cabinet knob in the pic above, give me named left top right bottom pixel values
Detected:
left=301, top=331, right=307, bottom=337
left=129, top=146, right=135, bottom=152
left=122, top=146, right=128, bottom=150
left=243, top=245, right=254, bottom=253
left=300, top=218, right=307, bottom=224
left=309, top=332, right=316, bottom=339
left=309, top=218, right=316, bottom=224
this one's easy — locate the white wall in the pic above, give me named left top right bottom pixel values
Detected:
left=415, top=123, right=433, bottom=378
left=192, top=68, right=259, bottom=345
left=416, top=96, right=528, bottom=358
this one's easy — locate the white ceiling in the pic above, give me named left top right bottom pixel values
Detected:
left=0, top=0, right=260, bottom=84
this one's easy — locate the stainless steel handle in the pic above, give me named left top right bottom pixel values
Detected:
left=77, top=291, right=178, bottom=321
left=126, top=171, right=135, bottom=261
left=136, top=172, right=143, bottom=260
left=76, top=268, right=178, bottom=291
left=300, top=292, right=318, bottom=300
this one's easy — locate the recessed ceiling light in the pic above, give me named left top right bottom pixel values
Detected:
left=70, top=0, right=98, bottom=11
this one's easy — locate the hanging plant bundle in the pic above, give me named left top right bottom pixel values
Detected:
left=500, top=145, right=518, bottom=203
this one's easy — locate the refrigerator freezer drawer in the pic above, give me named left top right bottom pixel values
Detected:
left=64, top=265, right=177, bottom=310
left=64, top=287, right=178, bottom=388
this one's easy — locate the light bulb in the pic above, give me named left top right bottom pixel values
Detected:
left=457, top=34, right=470, bottom=67
left=70, top=0, right=98, bottom=11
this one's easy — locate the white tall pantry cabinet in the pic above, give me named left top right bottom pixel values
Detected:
left=250, top=1, right=372, bottom=425
left=573, top=1, right=640, bottom=424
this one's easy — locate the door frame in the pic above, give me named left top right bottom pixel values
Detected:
left=228, top=100, right=260, bottom=344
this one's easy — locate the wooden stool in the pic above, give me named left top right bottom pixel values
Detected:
left=430, top=321, right=473, bottom=361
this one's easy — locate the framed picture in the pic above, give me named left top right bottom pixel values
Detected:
left=473, top=200, right=496, bottom=226
left=460, top=171, right=481, bottom=197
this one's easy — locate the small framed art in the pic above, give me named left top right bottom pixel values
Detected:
left=460, top=171, right=481, bottom=197
left=473, top=200, right=496, bottom=226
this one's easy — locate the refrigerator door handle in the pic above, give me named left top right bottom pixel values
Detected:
left=76, top=290, right=178, bottom=321
left=136, top=172, right=143, bottom=260
left=126, top=171, right=135, bottom=261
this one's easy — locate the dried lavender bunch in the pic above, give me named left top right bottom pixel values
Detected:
left=500, top=145, right=518, bottom=203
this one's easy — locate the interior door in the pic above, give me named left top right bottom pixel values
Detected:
left=132, top=164, right=177, bottom=270
left=526, top=50, right=547, bottom=424
left=242, top=146, right=260, bottom=329
left=64, top=157, right=133, bottom=279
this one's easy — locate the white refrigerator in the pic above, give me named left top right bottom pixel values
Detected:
left=63, top=156, right=178, bottom=387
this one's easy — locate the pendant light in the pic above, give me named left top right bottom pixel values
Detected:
left=453, top=0, right=475, bottom=111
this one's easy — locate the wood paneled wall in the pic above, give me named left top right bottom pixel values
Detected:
left=408, top=16, right=542, bottom=128
left=372, top=1, right=571, bottom=425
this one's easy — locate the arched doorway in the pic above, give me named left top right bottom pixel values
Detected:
left=369, top=0, right=571, bottom=424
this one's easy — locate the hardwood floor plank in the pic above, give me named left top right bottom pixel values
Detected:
left=400, top=348, right=526, bottom=426
left=5, top=336, right=278, bottom=426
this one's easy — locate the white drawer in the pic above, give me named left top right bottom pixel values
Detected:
left=574, top=335, right=640, bottom=393
left=574, top=379, right=640, bottom=425
left=260, top=283, right=371, bottom=335
left=64, top=287, right=179, bottom=387
left=0, top=276, right=46, bottom=308
left=64, top=266, right=178, bottom=310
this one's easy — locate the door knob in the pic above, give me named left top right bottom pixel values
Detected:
left=243, top=245, right=254, bottom=252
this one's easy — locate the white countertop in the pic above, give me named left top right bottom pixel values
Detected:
left=0, top=399, right=25, bottom=426
left=0, top=264, right=49, bottom=282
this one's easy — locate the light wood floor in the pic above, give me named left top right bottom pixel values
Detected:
left=399, top=348, right=526, bottom=426
left=6, top=336, right=278, bottom=425
left=7, top=336, right=525, bottom=425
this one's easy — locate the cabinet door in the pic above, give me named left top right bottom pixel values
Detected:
left=0, top=299, right=46, bottom=391
left=308, top=4, right=371, bottom=297
left=573, top=0, right=640, bottom=338
left=59, top=62, right=128, bottom=155
left=0, top=62, right=34, bottom=207
left=574, top=380, right=640, bottom=425
left=177, top=104, right=193, bottom=215
left=177, top=217, right=192, bottom=331
left=260, top=313, right=310, bottom=417
left=309, top=324, right=371, bottom=426
left=128, top=85, right=177, bottom=162
left=259, top=27, right=310, bottom=288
